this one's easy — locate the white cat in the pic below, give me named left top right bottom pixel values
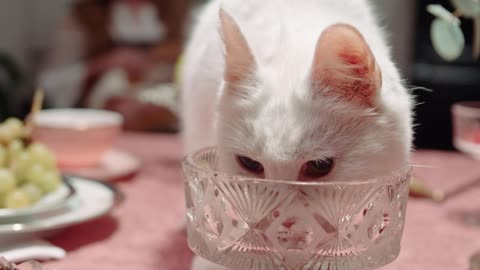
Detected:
left=181, top=0, right=413, bottom=269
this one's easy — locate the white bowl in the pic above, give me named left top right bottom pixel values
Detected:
left=32, top=109, right=124, bottom=168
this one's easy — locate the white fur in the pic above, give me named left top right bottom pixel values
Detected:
left=181, top=0, right=412, bottom=268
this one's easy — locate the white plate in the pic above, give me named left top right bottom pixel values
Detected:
left=0, top=177, right=123, bottom=237
left=61, top=149, right=141, bottom=181
left=0, top=180, right=75, bottom=223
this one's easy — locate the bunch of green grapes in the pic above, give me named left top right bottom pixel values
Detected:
left=0, top=118, right=61, bottom=209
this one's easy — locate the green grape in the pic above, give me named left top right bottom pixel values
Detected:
left=5, top=189, right=31, bottom=209
left=40, top=151, right=56, bottom=169
left=0, top=124, right=15, bottom=144
left=0, top=192, right=6, bottom=208
left=28, top=143, right=50, bottom=158
left=7, top=139, right=24, bottom=164
left=0, top=145, right=7, bottom=167
left=37, top=171, right=61, bottom=193
left=4, top=118, right=24, bottom=139
left=25, top=163, right=46, bottom=186
left=28, top=143, right=57, bottom=169
left=10, top=151, right=32, bottom=184
left=0, top=168, right=16, bottom=193
left=21, top=184, right=43, bottom=203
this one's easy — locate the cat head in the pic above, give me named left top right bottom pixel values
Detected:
left=215, top=9, right=411, bottom=181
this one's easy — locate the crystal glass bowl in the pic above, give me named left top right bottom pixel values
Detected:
left=183, top=148, right=412, bottom=270
left=452, top=101, right=480, bottom=160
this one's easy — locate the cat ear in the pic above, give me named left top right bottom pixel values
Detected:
left=219, top=8, right=256, bottom=84
left=311, top=24, right=382, bottom=108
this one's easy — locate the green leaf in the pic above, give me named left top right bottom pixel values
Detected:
left=427, top=4, right=461, bottom=25
left=430, top=18, right=465, bottom=61
left=450, top=0, right=480, bottom=18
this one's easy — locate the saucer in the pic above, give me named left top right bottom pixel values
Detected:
left=61, top=149, right=141, bottom=181
left=0, top=179, right=75, bottom=223
left=0, top=176, right=123, bottom=237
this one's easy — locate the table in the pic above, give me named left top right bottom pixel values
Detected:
left=45, top=133, right=480, bottom=270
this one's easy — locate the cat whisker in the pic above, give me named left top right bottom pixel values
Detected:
left=408, top=85, right=433, bottom=93
left=413, top=101, right=426, bottom=107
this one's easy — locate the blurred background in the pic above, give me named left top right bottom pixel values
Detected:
left=0, top=0, right=478, bottom=149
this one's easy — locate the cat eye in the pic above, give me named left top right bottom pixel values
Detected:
left=236, top=155, right=264, bottom=175
left=301, top=158, right=335, bottom=178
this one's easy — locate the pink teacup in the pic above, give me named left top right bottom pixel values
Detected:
left=32, top=109, right=124, bottom=168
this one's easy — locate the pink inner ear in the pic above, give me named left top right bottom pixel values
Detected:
left=219, top=9, right=256, bottom=84
left=312, top=24, right=382, bottom=107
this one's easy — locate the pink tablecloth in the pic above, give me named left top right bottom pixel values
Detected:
left=45, top=133, right=480, bottom=270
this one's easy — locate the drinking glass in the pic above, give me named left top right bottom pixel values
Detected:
left=452, top=101, right=480, bottom=160
left=451, top=102, right=480, bottom=227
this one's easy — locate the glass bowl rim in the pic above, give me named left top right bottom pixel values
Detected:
left=452, top=101, right=480, bottom=117
left=183, top=147, right=412, bottom=187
